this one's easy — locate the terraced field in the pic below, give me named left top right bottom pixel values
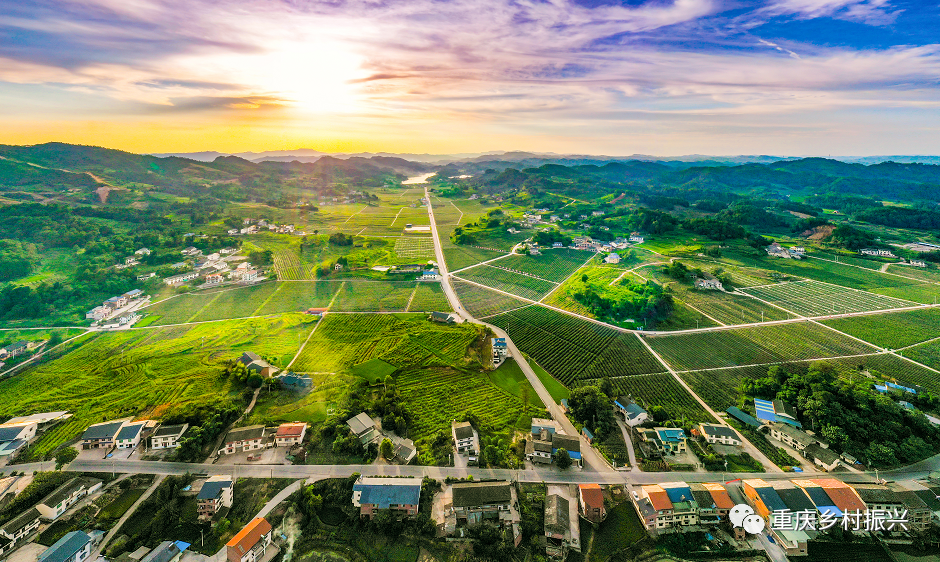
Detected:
left=0, top=315, right=315, bottom=459
left=456, top=264, right=557, bottom=300
left=821, top=308, right=940, bottom=349
left=453, top=280, right=530, bottom=317
left=644, top=322, right=878, bottom=372
left=739, top=280, right=917, bottom=316
left=496, top=249, right=594, bottom=283
left=487, top=306, right=664, bottom=385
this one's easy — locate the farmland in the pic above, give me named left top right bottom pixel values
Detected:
left=821, top=307, right=940, bottom=349
left=739, top=280, right=918, bottom=317
left=495, top=249, right=594, bottom=282
left=885, top=264, right=940, bottom=283
left=289, top=313, right=480, bottom=374
left=674, top=287, right=791, bottom=325
left=487, top=306, right=664, bottom=386
left=329, top=280, right=421, bottom=312
left=599, top=373, right=714, bottom=423
left=407, top=283, right=451, bottom=312
left=0, top=315, right=315, bottom=459
left=398, top=364, right=545, bottom=450
left=442, top=241, right=507, bottom=271
left=455, top=264, right=557, bottom=301
left=392, top=237, right=435, bottom=260
left=452, top=280, right=530, bottom=318
left=643, top=321, right=878, bottom=372
left=900, top=341, right=940, bottom=384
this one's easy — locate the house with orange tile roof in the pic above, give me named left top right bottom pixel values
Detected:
left=577, top=484, right=605, bottom=523
left=226, top=518, right=273, bottom=562
left=634, top=485, right=674, bottom=530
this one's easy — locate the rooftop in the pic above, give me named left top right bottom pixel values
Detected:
left=453, top=421, right=475, bottom=440
left=81, top=420, right=125, bottom=441
left=579, top=484, right=603, bottom=512
left=451, top=481, right=512, bottom=508
left=152, top=424, right=188, bottom=438
left=116, top=422, right=145, bottom=441
left=39, top=531, right=90, bottom=562
left=224, top=425, right=265, bottom=444
left=275, top=423, right=306, bottom=438
left=353, top=477, right=422, bottom=508
left=346, top=413, right=375, bottom=436
left=197, top=479, right=233, bottom=501
left=700, top=424, right=738, bottom=440
left=544, top=494, right=570, bottom=536
left=227, top=518, right=272, bottom=556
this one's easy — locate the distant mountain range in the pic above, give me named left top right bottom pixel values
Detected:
left=149, top=149, right=940, bottom=166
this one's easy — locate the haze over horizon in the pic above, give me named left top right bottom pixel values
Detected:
left=3, top=0, right=940, bottom=155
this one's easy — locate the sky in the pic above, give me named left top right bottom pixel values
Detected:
left=1, top=0, right=939, bottom=156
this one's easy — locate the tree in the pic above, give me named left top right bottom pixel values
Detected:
left=55, top=446, right=78, bottom=468
left=380, top=438, right=393, bottom=460
left=554, top=448, right=572, bottom=469
left=247, top=373, right=264, bottom=388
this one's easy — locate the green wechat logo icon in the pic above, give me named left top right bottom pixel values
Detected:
left=730, top=504, right=765, bottom=534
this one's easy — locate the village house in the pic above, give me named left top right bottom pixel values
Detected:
left=0, top=420, right=38, bottom=459
left=274, top=373, right=312, bottom=390
left=452, top=421, right=479, bottom=456
left=220, top=426, right=267, bottom=455
left=137, top=273, right=156, bottom=281
left=694, top=278, right=723, bottom=291
left=639, top=428, right=688, bottom=455
left=351, top=476, right=422, bottom=520
left=450, top=481, right=515, bottom=526
left=163, top=271, right=199, bottom=285
left=139, top=541, right=186, bottom=562
left=226, top=518, right=273, bottom=562
left=697, top=423, right=741, bottom=446
left=206, top=273, right=224, bottom=284
left=604, top=252, right=620, bottom=264
left=228, top=229, right=240, bottom=235
left=418, top=270, right=440, bottom=281
left=860, top=248, right=896, bottom=258
left=430, top=312, right=458, bottom=324
left=911, top=259, right=928, bottom=268
left=36, top=478, right=103, bottom=521
left=197, top=476, right=234, bottom=523
left=85, top=306, right=110, bottom=321
left=545, top=494, right=573, bottom=560
left=766, top=242, right=791, bottom=258
left=150, top=424, right=188, bottom=449
left=274, top=423, right=307, bottom=447
left=491, top=338, right=508, bottom=364
left=115, top=421, right=149, bottom=449
left=181, top=247, right=201, bottom=256
left=80, top=420, right=126, bottom=450
left=768, top=422, right=825, bottom=453
left=39, top=531, right=91, bottom=562
left=578, top=484, right=606, bottom=523
left=237, top=352, right=277, bottom=377
left=614, top=397, right=648, bottom=427
left=135, top=248, right=151, bottom=256
left=591, top=211, right=604, bottom=217
left=0, top=507, right=41, bottom=550
left=346, top=413, right=381, bottom=446
left=629, top=233, right=645, bottom=243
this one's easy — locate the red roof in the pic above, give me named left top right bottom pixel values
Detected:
left=276, top=423, right=306, bottom=438
left=227, top=518, right=271, bottom=562
left=702, top=483, right=735, bottom=510
left=579, top=484, right=604, bottom=511
left=644, top=486, right=673, bottom=512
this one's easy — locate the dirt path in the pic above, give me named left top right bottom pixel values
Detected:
left=97, top=474, right=166, bottom=553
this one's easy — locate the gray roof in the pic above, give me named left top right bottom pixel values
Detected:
left=552, top=433, right=580, bottom=453
left=346, top=413, right=375, bottom=436
left=238, top=352, right=261, bottom=365
left=139, top=542, right=182, bottom=562
left=81, top=421, right=125, bottom=441
left=152, top=424, right=188, bottom=438
left=772, top=423, right=818, bottom=447
left=116, top=423, right=145, bottom=441
left=39, top=478, right=101, bottom=509
left=224, top=425, right=265, bottom=444
left=701, top=424, right=739, bottom=440
left=0, top=425, right=28, bottom=443
left=196, top=479, right=232, bottom=500
left=805, top=443, right=841, bottom=465
left=913, top=490, right=940, bottom=511
left=453, top=422, right=475, bottom=440
left=852, top=485, right=900, bottom=504
left=452, top=481, right=512, bottom=508
left=544, top=494, right=570, bottom=536
left=39, top=531, right=90, bottom=562
left=1, top=507, right=40, bottom=535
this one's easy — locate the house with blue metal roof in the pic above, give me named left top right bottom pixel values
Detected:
left=614, top=397, right=648, bottom=427
left=39, top=531, right=90, bottom=562
left=352, top=476, right=422, bottom=520
left=654, top=428, right=687, bottom=454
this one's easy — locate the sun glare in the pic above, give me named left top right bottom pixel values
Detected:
left=259, top=41, right=365, bottom=114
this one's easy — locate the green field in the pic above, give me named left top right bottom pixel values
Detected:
left=487, top=306, right=664, bottom=386
left=676, top=287, right=792, bottom=325
left=525, top=357, right=570, bottom=402
left=452, top=280, right=530, bottom=318
left=644, top=321, right=878, bottom=372
left=442, top=243, right=507, bottom=271
left=740, top=280, right=918, bottom=317
left=329, top=280, right=418, bottom=312
left=607, top=373, right=714, bottom=422
left=495, top=249, right=594, bottom=282
left=350, top=357, right=398, bottom=383
left=586, top=501, right=648, bottom=560
left=885, top=264, right=940, bottom=282
left=821, top=308, right=940, bottom=349
left=456, top=264, right=557, bottom=301
left=406, top=283, right=451, bottom=312
left=0, top=315, right=315, bottom=458
left=900, top=341, right=940, bottom=383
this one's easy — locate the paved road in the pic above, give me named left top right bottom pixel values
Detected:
left=424, top=185, right=610, bottom=474
left=613, top=417, right=639, bottom=472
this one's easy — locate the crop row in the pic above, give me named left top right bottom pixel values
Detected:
left=596, top=373, right=715, bottom=423
left=740, top=280, right=916, bottom=317
left=393, top=237, right=435, bottom=259
left=453, top=280, right=530, bottom=317
left=821, top=308, right=940, bottom=349
left=496, top=249, right=594, bottom=283
left=644, top=321, right=878, bottom=372
left=456, top=265, right=557, bottom=301
left=407, top=284, right=451, bottom=312
left=329, top=281, right=418, bottom=312
left=676, top=288, right=791, bottom=325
